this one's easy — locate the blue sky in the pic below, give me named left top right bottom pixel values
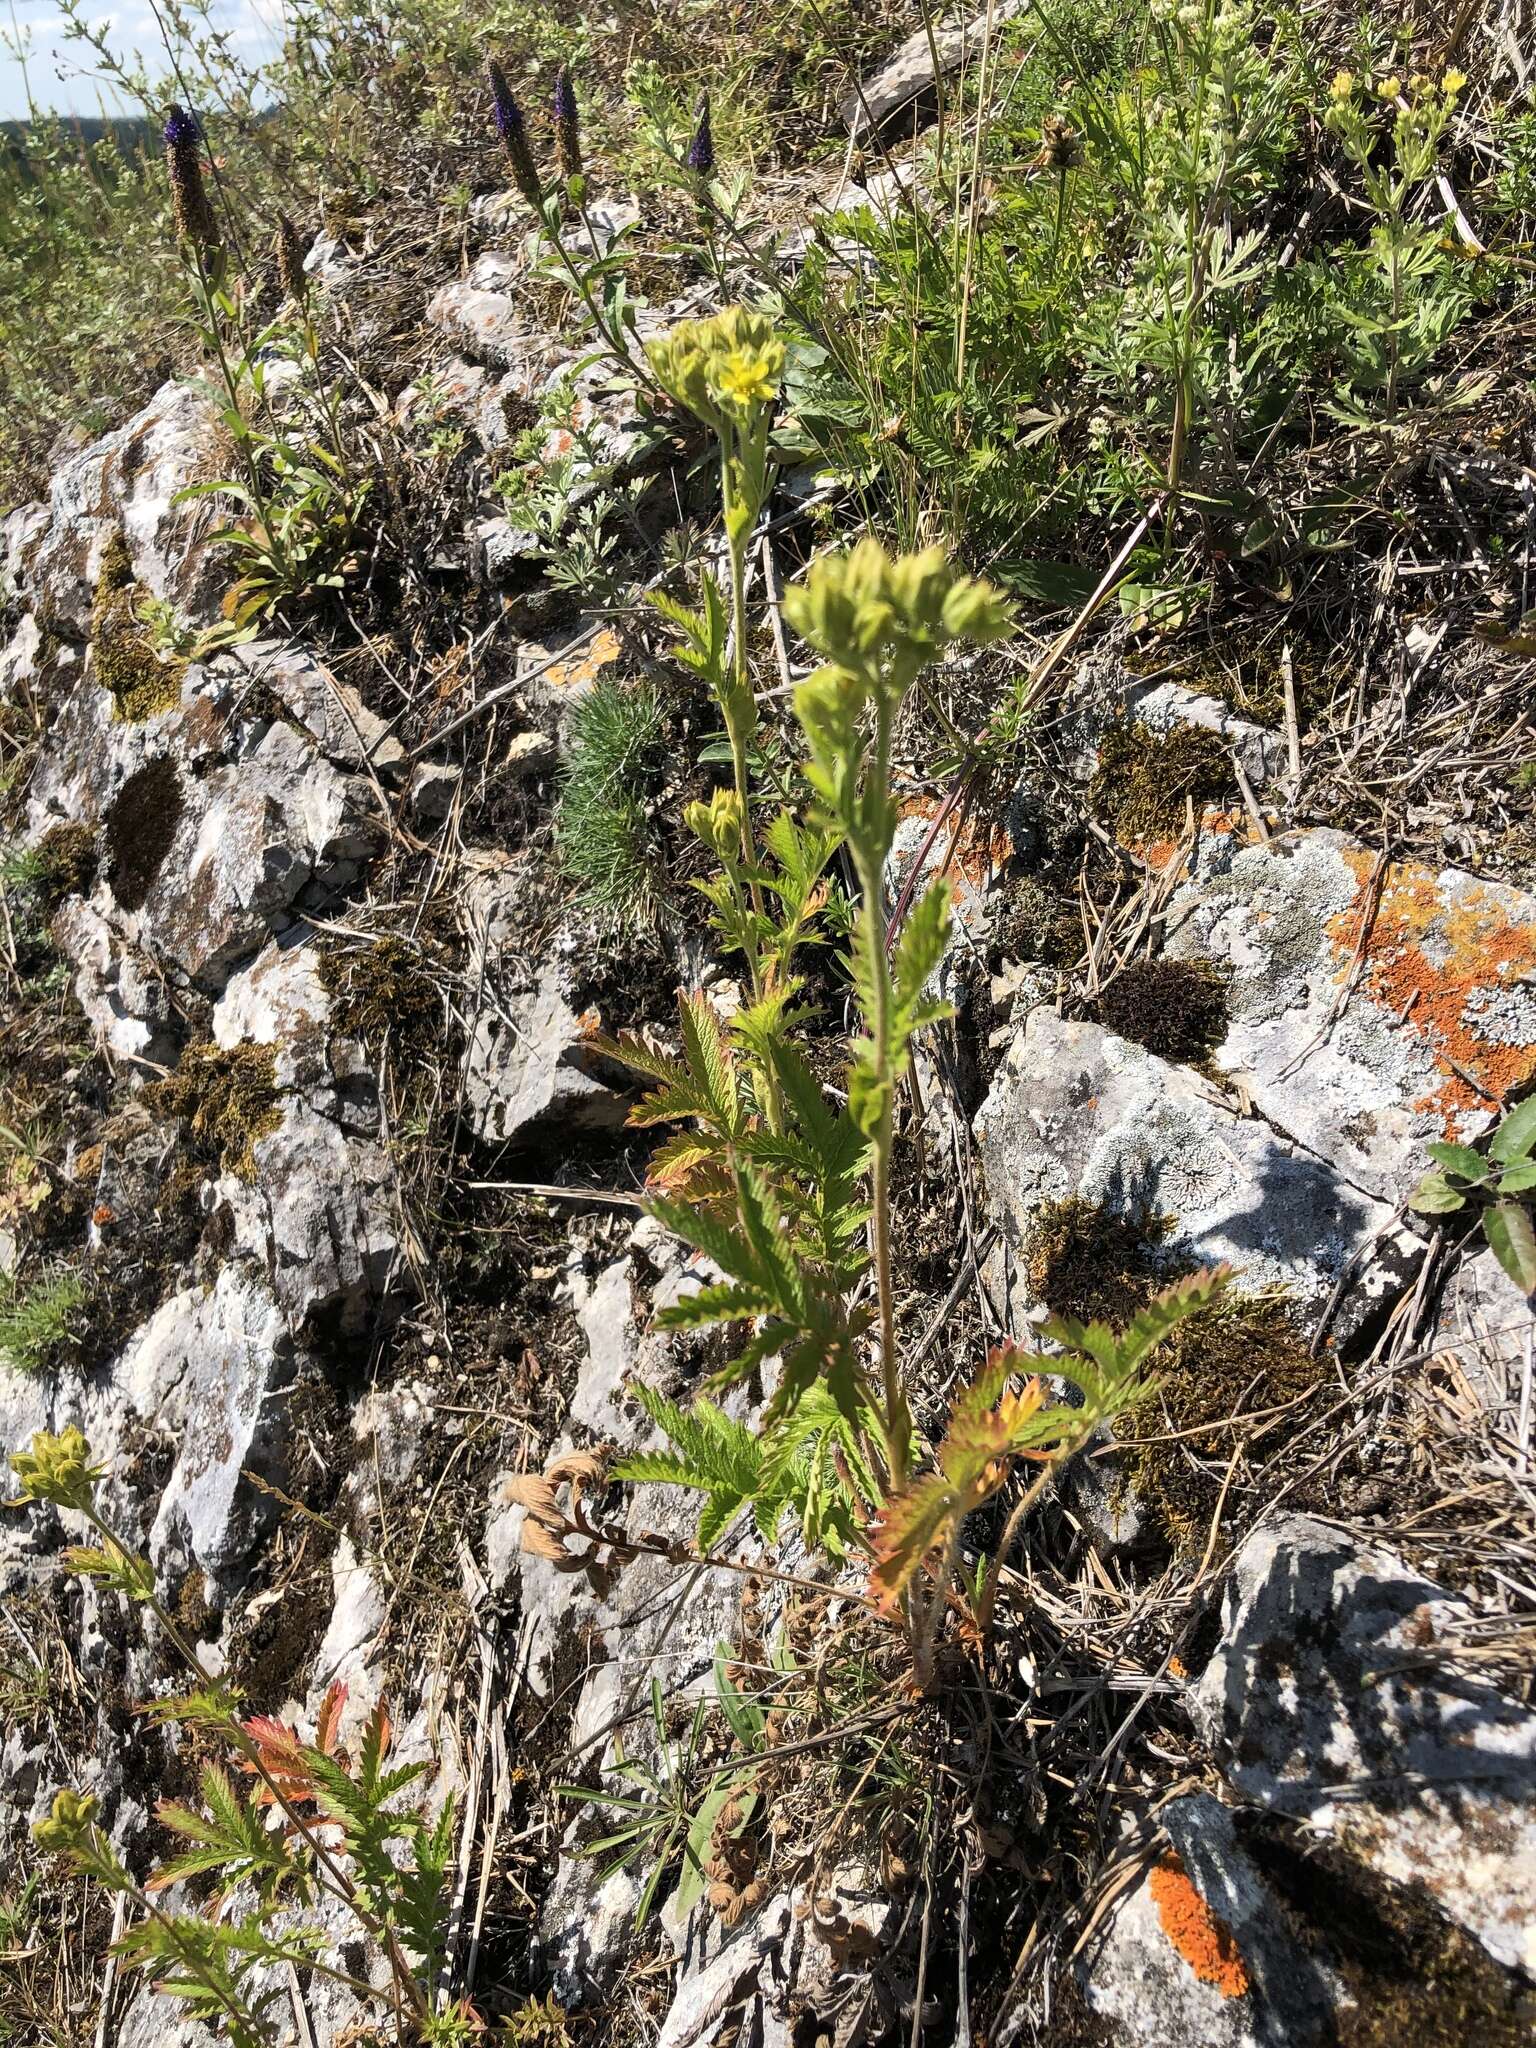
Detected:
left=1, top=0, right=284, bottom=121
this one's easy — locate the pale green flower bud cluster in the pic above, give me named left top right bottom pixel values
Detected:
left=647, top=306, right=785, bottom=435
left=8, top=1426, right=105, bottom=1514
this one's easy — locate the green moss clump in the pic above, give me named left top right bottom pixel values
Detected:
left=318, top=936, right=443, bottom=1058
left=1089, top=718, right=1231, bottom=847
left=994, top=872, right=1080, bottom=967
left=32, top=823, right=98, bottom=913
left=1024, top=1196, right=1324, bottom=1550
left=145, top=1041, right=283, bottom=1179
left=1095, top=956, right=1229, bottom=1065
left=91, top=533, right=185, bottom=722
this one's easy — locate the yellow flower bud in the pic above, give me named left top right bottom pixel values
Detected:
left=33, top=1787, right=101, bottom=1856
left=8, top=1426, right=104, bottom=1513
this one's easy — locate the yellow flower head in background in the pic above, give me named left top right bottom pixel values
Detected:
left=1329, top=70, right=1354, bottom=101
left=1443, top=68, right=1467, bottom=96
left=1377, top=75, right=1402, bottom=101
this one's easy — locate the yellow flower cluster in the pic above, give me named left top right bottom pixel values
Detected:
left=1332, top=68, right=1466, bottom=107
left=647, top=306, right=786, bottom=432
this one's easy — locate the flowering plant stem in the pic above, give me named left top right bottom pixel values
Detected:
left=186, top=252, right=290, bottom=585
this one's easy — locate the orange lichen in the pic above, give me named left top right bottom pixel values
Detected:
left=1326, top=849, right=1536, bottom=1133
left=896, top=793, right=1012, bottom=890
left=546, top=626, right=622, bottom=693
left=1148, top=1854, right=1250, bottom=1997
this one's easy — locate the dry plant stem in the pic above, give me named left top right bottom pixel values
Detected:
left=606, top=1520, right=885, bottom=1616
left=80, top=1508, right=426, bottom=2026
left=975, top=1459, right=1058, bottom=1644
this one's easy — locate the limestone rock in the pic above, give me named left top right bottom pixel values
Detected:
left=843, top=3, right=1027, bottom=138
left=1192, top=1515, right=1536, bottom=1972
left=1079, top=1795, right=1342, bottom=2047
left=30, top=689, right=381, bottom=1066
left=974, top=1010, right=1419, bottom=1334
left=228, top=639, right=406, bottom=781
left=425, top=278, right=531, bottom=371
left=460, top=862, right=626, bottom=1144
left=220, top=1095, right=399, bottom=1334
left=26, top=380, right=227, bottom=632
left=114, top=1266, right=300, bottom=1594
left=1165, top=824, right=1536, bottom=1205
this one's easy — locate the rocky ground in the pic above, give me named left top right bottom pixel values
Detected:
left=2, top=15, right=1535, bottom=2048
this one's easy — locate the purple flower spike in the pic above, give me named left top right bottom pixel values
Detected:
left=686, top=92, right=714, bottom=177
left=486, top=56, right=542, bottom=209
left=553, top=63, right=583, bottom=180
left=163, top=103, right=200, bottom=151
left=163, top=102, right=219, bottom=259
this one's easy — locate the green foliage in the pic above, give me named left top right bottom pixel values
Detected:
left=556, top=672, right=668, bottom=928
left=173, top=269, right=369, bottom=622
left=1411, top=1095, right=1536, bottom=1298
left=557, top=1669, right=761, bottom=1931
left=616, top=1377, right=876, bottom=1555
left=602, top=509, right=1026, bottom=1667
left=872, top=1266, right=1230, bottom=1630
left=0, top=1264, right=85, bottom=1375
left=787, top=2, right=1505, bottom=576
left=10, top=1433, right=465, bottom=2045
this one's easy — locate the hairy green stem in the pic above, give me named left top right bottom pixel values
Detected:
left=862, top=695, right=905, bottom=1491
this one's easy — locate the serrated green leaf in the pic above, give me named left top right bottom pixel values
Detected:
left=1410, top=1168, right=1468, bottom=1216
left=1424, top=1140, right=1487, bottom=1182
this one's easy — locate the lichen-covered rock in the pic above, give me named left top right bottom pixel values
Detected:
left=1166, top=823, right=1536, bottom=1203
left=885, top=790, right=1010, bottom=1003
left=516, top=621, right=626, bottom=740
left=1078, top=1795, right=1342, bottom=2047
left=25, top=380, right=227, bottom=633
left=974, top=1010, right=1419, bottom=1334
left=1192, top=1515, right=1536, bottom=1972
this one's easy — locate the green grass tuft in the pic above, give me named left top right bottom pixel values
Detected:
left=556, top=676, right=668, bottom=930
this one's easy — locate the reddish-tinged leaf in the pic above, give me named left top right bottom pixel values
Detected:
left=315, top=1680, right=347, bottom=1759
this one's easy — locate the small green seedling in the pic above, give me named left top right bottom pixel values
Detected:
left=1411, top=1095, right=1536, bottom=1298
